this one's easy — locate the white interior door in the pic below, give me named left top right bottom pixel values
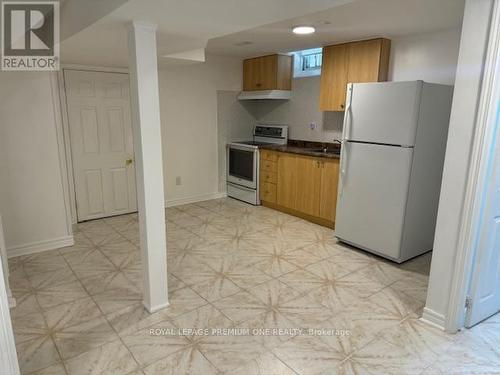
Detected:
left=466, top=129, right=500, bottom=327
left=65, top=70, right=137, bottom=222
left=335, top=142, right=413, bottom=260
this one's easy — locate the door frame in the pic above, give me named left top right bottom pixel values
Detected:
left=446, top=0, right=500, bottom=332
left=0, top=255, right=20, bottom=375
left=57, top=65, right=130, bottom=224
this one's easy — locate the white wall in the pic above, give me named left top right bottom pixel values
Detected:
left=389, top=28, right=462, bottom=85
left=249, top=28, right=462, bottom=143
left=423, top=0, right=494, bottom=330
left=0, top=72, right=72, bottom=257
left=158, top=54, right=242, bottom=204
left=216, top=91, right=255, bottom=193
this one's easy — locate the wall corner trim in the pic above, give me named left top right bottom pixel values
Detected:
left=7, top=236, right=74, bottom=258
left=421, top=307, right=446, bottom=331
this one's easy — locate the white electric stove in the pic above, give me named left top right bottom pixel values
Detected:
left=227, top=124, right=288, bottom=205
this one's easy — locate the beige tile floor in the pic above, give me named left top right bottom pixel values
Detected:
left=8, top=198, right=500, bottom=375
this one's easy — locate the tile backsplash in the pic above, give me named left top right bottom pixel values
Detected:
left=241, top=76, right=344, bottom=142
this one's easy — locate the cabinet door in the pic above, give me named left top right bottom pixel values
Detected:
left=347, top=39, right=384, bottom=84
left=260, top=182, right=277, bottom=203
left=319, top=159, right=340, bottom=222
left=277, top=153, right=297, bottom=209
left=295, top=156, right=322, bottom=217
left=276, top=55, right=292, bottom=90
left=257, top=55, right=278, bottom=90
left=243, top=58, right=259, bottom=91
left=319, top=44, right=349, bottom=111
left=243, top=55, right=277, bottom=91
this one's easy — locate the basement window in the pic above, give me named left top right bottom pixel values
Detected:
left=291, top=47, right=322, bottom=78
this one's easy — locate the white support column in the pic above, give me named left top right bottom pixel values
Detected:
left=127, top=21, right=169, bottom=313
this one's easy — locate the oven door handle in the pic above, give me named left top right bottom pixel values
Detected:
left=227, top=143, right=258, bottom=152
left=227, top=182, right=255, bottom=192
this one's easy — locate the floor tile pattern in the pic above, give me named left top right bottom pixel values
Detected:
left=8, top=198, right=499, bottom=374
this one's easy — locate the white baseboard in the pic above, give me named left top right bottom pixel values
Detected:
left=165, top=192, right=227, bottom=208
left=8, top=297, right=16, bottom=309
left=7, top=236, right=74, bottom=258
left=420, top=307, right=446, bottom=330
left=143, top=300, right=170, bottom=314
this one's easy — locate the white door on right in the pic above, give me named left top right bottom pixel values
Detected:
left=466, top=131, right=500, bottom=327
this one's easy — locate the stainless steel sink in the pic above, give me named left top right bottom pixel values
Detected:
left=307, top=148, right=340, bottom=155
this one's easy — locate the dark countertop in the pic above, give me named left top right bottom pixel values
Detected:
left=260, top=139, right=341, bottom=159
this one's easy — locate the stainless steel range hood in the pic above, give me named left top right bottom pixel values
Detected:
left=238, top=90, right=291, bottom=100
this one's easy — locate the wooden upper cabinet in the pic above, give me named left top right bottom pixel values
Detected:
left=347, top=38, right=391, bottom=83
left=319, top=38, right=391, bottom=111
left=243, top=54, right=292, bottom=91
left=319, top=44, right=349, bottom=111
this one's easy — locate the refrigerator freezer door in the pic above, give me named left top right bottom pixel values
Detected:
left=344, top=81, right=422, bottom=146
left=335, top=142, right=413, bottom=260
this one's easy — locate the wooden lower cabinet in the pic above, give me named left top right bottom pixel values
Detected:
left=260, top=150, right=340, bottom=228
left=295, top=156, right=322, bottom=217
left=276, top=153, right=297, bottom=209
left=260, top=182, right=277, bottom=203
left=319, top=159, right=340, bottom=221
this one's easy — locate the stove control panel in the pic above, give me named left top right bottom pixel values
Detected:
left=254, top=125, right=288, bottom=139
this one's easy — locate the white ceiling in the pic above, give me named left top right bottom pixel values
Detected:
left=60, top=0, right=353, bottom=67
left=207, top=0, right=466, bottom=58
left=60, top=0, right=130, bottom=41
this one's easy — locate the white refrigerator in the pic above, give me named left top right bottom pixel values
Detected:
left=335, top=81, right=453, bottom=263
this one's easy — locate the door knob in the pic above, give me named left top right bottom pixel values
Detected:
left=126, top=158, right=134, bottom=166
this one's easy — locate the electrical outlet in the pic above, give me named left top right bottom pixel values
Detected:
left=175, top=176, right=182, bottom=186
left=309, top=122, right=317, bottom=130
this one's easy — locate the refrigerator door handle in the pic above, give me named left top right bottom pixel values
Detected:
left=339, top=84, right=353, bottom=197
left=339, top=142, right=348, bottom=197
left=342, top=84, right=354, bottom=140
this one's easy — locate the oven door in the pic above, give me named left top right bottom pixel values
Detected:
left=227, top=144, right=258, bottom=189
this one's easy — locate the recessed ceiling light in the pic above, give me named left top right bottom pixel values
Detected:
left=292, top=26, right=315, bottom=35
left=234, top=41, right=253, bottom=47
